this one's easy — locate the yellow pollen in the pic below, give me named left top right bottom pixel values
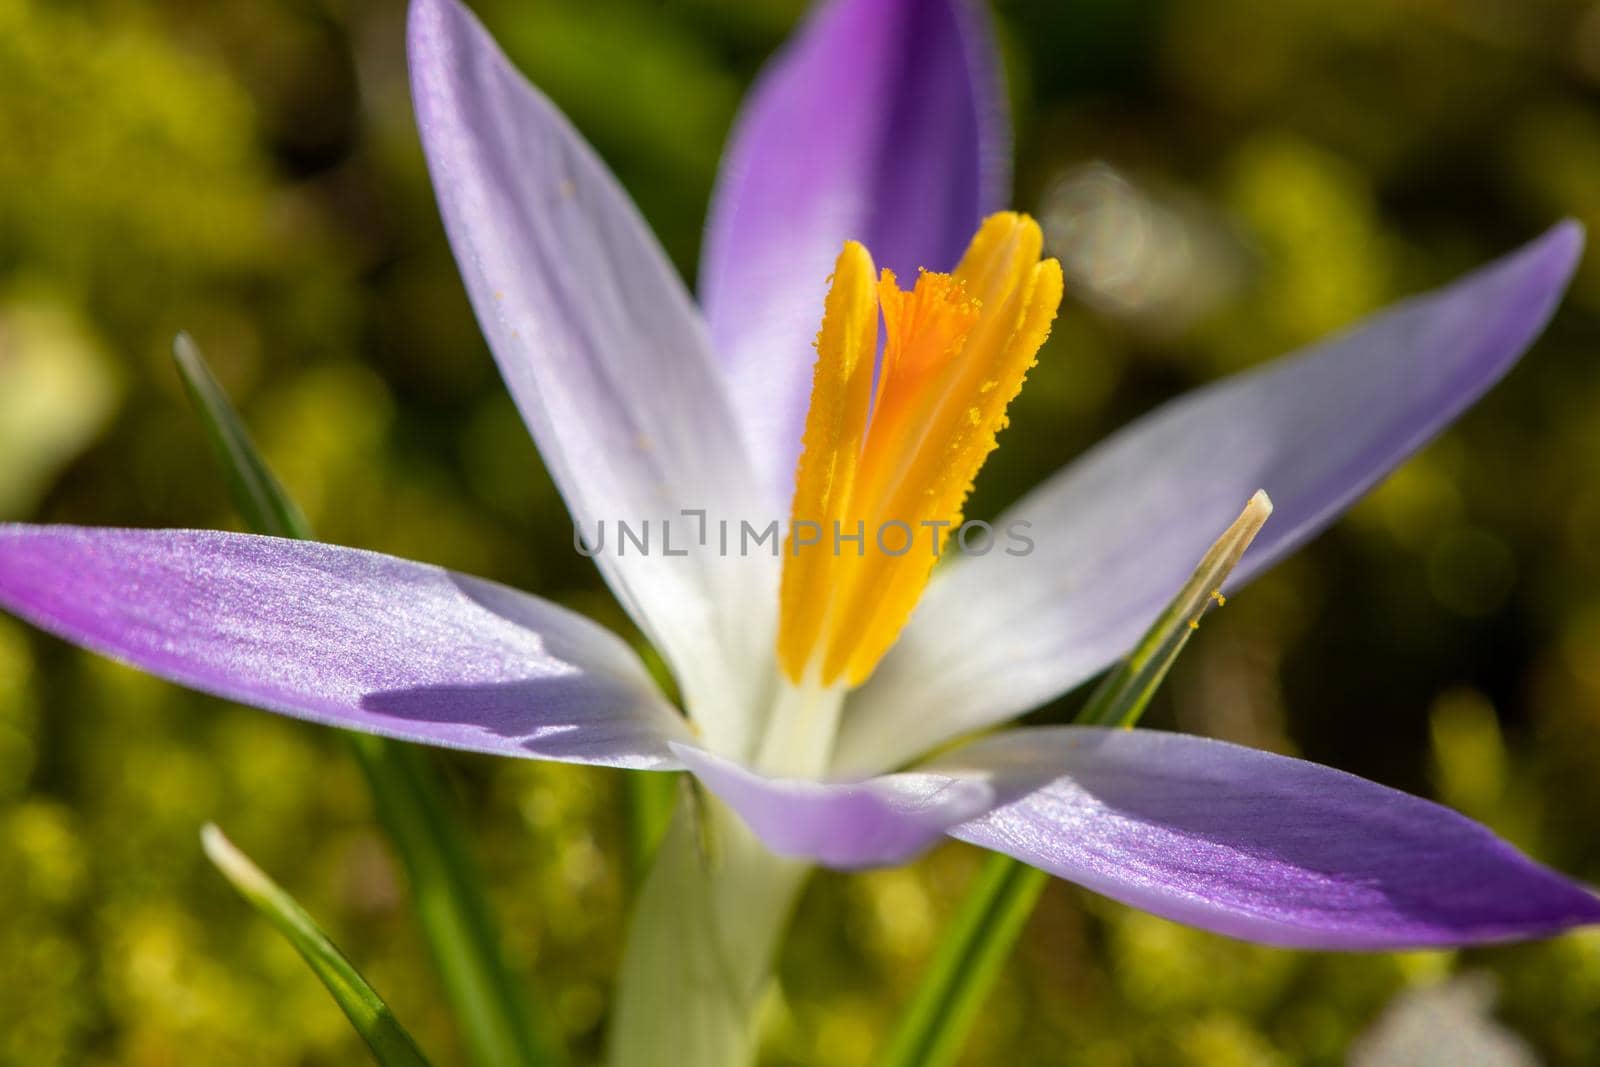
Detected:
left=776, top=212, right=1064, bottom=686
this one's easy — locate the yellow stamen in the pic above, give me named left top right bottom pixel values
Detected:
left=776, top=241, right=877, bottom=680
left=776, top=212, right=1064, bottom=687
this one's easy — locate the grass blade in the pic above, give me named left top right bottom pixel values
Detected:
left=202, top=824, right=435, bottom=1067
left=175, top=334, right=564, bottom=1067
left=877, top=492, right=1276, bottom=1067
left=172, top=332, right=311, bottom=540
left=1076, top=491, right=1272, bottom=727
left=623, top=768, right=679, bottom=889
left=874, top=852, right=1047, bottom=1067
left=348, top=735, right=567, bottom=1067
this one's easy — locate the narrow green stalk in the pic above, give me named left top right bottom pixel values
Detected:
left=202, top=824, right=435, bottom=1067
left=175, top=334, right=563, bottom=1067
left=623, top=769, right=680, bottom=889
left=1076, top=490, right=1273, bottom=727
left=348, top=736, right=564, bottom=1067
left=875, top=491, right=1275, bottom=1067
left=173, top=333, right=313, bottom=541
left=874, top=852, right=1047, bottom=1067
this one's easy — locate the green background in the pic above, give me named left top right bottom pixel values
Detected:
left=4, top=0, right=1600, bottom=1063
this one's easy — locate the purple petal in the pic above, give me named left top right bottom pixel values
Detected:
left=0, top=526, right=691, bottom=768
left=938, top=727, right=1600, bottom=948
left=673, top=743, right=997, bottom=868
left=408, top=0, right=777, bottom=755
left=701, top=0, right=1009, bottom=496
left=839, top=222, right=1584, bottom=774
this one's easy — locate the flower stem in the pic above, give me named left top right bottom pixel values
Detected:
left=609, top=674, right=845, bottom=1064
left=608, top=789, right=806, bottom=1067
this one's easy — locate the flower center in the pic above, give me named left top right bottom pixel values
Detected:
left=776, top=213, right=1063, bottom=688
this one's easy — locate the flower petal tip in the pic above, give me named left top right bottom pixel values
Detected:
left=1552, top=214, right=1586, bottom=249
left=938, top=727, right=1600, bottom=950
left=1543, top=216, right=1586, bottom=278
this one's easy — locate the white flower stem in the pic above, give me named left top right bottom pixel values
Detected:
left=607, top=789, right=807, bottom=1067
left=608, top=677, right=846, bottom=1065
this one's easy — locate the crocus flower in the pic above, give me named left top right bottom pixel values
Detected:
left=1, top=0, right=1595, bottom=1026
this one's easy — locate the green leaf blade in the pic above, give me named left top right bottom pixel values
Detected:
left=171, top=332, right=312, bottom=540
left=874, top=854, right=1048, bottom=1067
left=880, top=492, right=1277, bottom=1067
left=202, top=824, right=435, bottom=1067
left=175, top=333, right=565, bottom=1067
left=347, top=734, right=568, bottom=1067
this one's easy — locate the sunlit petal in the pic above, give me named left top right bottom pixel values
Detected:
left=840, top=222, right=1584, bottom=773
left=0, top=526, right=690, bottom=768
left=409, top=0, right=777, bottom=752
left=938, top=727, right=1600, bottom=948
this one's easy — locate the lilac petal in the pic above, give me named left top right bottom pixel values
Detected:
left=673, top=743, right=997, bottom=869
left=838, top=222, right=1584, bottom=774
left=701, top=0, right=1009, bottom=496
left=408, top=0, right=776, bottom=755
left=0, top=526, right=691, bottom=768
left=936, top=727, right=1600, bottom=948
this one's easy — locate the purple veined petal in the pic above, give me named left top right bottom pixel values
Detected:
left=701, top=0, right=1009, bottom=498
left=837, top=221, right=1584, bottom=775
left=0, top=526, right=693, bottom=769
left=673, top=743, right=998, bottom=869
left=934, top=727, right=1600, bottom=948
left=408, top=0, right=777, bottom=757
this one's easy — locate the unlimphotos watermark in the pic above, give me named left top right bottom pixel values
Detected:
left=574, top=510, right=1033, bottom=559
